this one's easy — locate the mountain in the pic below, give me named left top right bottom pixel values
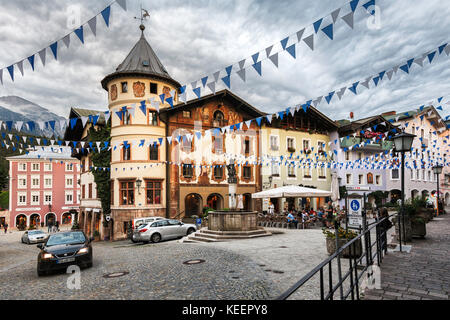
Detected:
left=0, top=96, right=66, bottom=138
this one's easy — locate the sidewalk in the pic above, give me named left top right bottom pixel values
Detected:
left=363, top=209, right=450, bottom=300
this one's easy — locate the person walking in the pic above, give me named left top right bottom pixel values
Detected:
left=47, top=221, right=52, bottom=233
left=378, top=208, right=392, bottom=253
left=55, top=220, right=59, bottom=232
left=4, top=223, right=8, bottom=234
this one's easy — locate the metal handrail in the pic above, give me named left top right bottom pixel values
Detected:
left=277, top=213, right=395, bottom=300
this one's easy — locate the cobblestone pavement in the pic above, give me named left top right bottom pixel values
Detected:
left=363, top=211, right=450, bottom=300
left=0, top=227, right=331, bottom=300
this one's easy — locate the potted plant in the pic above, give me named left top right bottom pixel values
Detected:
left=323, top=228, right=362, bottom=258
left=411, top=216, right=426, bottom=238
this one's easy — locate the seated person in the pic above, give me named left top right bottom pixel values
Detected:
left=286, top=211, right=298, bottom=227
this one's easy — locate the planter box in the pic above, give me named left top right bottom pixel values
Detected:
left=411, top=219, right=426, bottom=238
left=326, top=237, right=362, bottom=258
left=393, top=215, right=412, bottom=242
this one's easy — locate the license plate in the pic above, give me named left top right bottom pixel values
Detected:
left=57, top=257, right=75, bottom=264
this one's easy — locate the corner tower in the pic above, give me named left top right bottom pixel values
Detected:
left=101, top=24, right=180, bottom=240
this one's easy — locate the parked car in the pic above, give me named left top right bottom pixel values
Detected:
left=133, top=219, right=197, bottom=243
left=130, top=216, right=165, bottom=242
left=37, top=231, right=93, bottom=276
left=21, top=230, right=48, bottom=244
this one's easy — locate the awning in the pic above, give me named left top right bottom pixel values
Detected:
left=252, top=185, right=332, bottom=199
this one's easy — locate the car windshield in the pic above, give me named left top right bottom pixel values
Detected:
left=29, top=230, right=44, bottom=235
left=46, top=232, right=86, bottom=246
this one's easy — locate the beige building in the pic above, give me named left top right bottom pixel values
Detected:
left=260, top=106, right=338, bottom=212
left=100, top=25, right=182, bottom=239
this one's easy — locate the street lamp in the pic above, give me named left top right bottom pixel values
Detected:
left=392, top=131, right=415, bottom=252
left=432, top=164, right=443, bottom=216
left=136, top=178, right=142, bottom=194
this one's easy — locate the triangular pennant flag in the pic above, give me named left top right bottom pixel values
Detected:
left=280, top=37, right=289, bottom=50
left=17, top=60, right=24, bottom=76
left=213, top=71, right=220, bottom=82
left=237, top=68, right=246, bottom=82
left=251, top=52, right=259, bottom=64
left=70, top=118, right=78, bottom=130
left=325, top=91, right=335, bottom=104
left=117, top=0, right=127, bottom=11
left=74, top=26, right=84, bottom=44
left=342, top=11, right=354, bottom=29
left=27, top=55, right=35, bottom=71
left=337, top=87, right=346, bottom=100
left=38, top=48, right=46, bottom=66
left=252, top=61, right=262, bottom=76
left=296, top=28, right=305, bottom=42
left=313, top=18, right=323, bottom=33
left=88, top=16, right=97, bottom=36
left=399, top=64, right=409, bottom=74
left=321, top=24, right=333, bottom=40
left=207, top=82, right=216, bottom=94
left=50, top=42, right=58, bottom=60
left=62, top=34, right=70, bottom=48
left=350, top=0, right=360, bottom=11
left=331, top=8, right=341, bottom=23
left=427, top=51, right=436, bottom=63
left=101, top=6, right=111, bottom=27
left=265, top=45, right=273, bottom=57
left=7, top=65, right=14, bottom=81
left=269, top=53, right=279, bottom=68
left=222, top=75, right=231, bottom=89
left=201, top=76, right=208, bottom=87
left=225, top=65, right=233, bottom=76
left=386, top=70, right=394, bottom=80
left=286, top=44, right=296, bottom=59
left=349, top=82, right=359, bottom=94
left=303, top=34, right=314, bottom=51
left=193, top=87, right=201, bottom=99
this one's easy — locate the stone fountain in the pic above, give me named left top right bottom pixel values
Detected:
left=184, top=160, right=271, bottom=242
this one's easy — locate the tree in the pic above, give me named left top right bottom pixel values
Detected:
left=87, top=120, right=111, bottom=226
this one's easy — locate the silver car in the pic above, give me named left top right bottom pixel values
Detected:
left=21, top=230, right=48, bottom=244
left=133, top=219, right=197, bottom=243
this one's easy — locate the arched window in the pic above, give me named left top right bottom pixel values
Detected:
left=213, top=110, right=224, bottom=121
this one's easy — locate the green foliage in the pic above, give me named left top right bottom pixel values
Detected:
left=87, top=120, right=111, bottom=226
left=339, top=186, right=348, bottom=199
left=368, top=191, right=389, bottom=207
left=0, top=191, right=9, bottom=210
left=323, top=227, right=358, bottom=240
left=403, top=196, right=428, bottom=217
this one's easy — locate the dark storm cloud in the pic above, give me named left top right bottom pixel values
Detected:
left=0, top=0, right=449, bottom=120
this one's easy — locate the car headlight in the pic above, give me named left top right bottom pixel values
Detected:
left=77, top=247, right=89, bottom=254
left=43, top=253, right=53, bottom=259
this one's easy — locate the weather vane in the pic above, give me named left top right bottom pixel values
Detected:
left=134, top=4, right=150, bottom=31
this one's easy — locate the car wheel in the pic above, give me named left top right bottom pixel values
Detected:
left=151, top=233, right=161, bottom=243
left=187, top=228, right=196, bottom=235
left=131, top=238, right=138, bottom=243
left=27, top=239, right=30, bottom=245
left=37, top=267, right=46, bottom=277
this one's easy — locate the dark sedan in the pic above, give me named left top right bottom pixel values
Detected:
left=37, top=231, right=93, bottom=276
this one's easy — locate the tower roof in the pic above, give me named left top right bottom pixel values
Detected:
left=101, top=26, right=180, bottom=90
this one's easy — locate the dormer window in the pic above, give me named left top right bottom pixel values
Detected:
left=142, top=60, right=150, bottom=67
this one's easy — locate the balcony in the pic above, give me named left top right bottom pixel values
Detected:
left=340, top=136, right=393, bottom=151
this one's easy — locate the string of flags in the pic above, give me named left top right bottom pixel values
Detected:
left=0, top=0, right=127, bottom=85
left=175, top=0, right=376, bottom=103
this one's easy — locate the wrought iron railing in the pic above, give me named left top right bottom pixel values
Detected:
left=277, top=212, right=395, bottom=300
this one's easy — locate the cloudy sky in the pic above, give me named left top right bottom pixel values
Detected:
left=0, top=0, right=449, bottom=121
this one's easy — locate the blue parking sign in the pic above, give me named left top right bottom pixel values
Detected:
left=196, top=218, right=202, bottom=225
left=350, top=200, right=360, bottom=211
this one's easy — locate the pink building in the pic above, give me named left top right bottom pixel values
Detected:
left=7, top=147, right=80, bottom=230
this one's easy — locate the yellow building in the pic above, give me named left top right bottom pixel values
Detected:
left=100, top=25, right=181, bottom=239
left=260, top=106, right=338, bottom=212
